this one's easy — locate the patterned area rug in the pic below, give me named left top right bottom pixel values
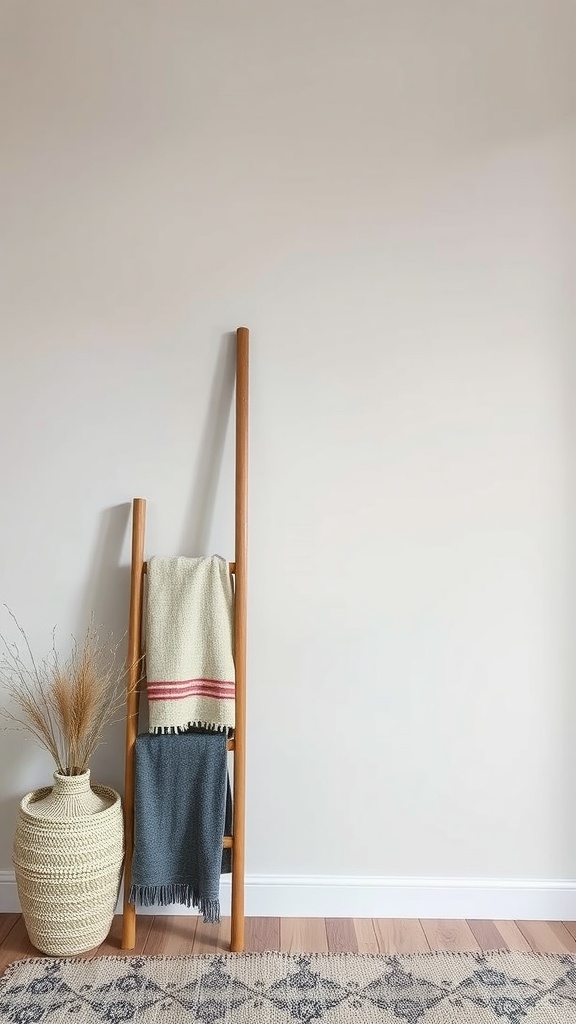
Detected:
left=1, top=950, right=576, bottom=1022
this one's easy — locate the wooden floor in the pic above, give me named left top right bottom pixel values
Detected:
left=3, top=915, right=576, bottom=971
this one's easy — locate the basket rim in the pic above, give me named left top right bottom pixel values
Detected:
left=18, top=784, right=122, bottom=823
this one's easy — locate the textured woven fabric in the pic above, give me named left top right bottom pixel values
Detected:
left=129, top=730, right=230, bottom=921
left=2, top=950, right=576, bottom=1022
left=146, top=555, right=235, bottom=733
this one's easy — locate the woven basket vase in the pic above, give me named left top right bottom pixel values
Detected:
left=13, top=770, right=124, bottom=957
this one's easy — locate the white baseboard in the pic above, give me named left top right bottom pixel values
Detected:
left=3, top=870, right=576, bottom=920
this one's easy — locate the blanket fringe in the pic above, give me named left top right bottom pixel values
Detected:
left=150, top=722, right=229, bottom=735
left=129, top=884, right=220, bottom=923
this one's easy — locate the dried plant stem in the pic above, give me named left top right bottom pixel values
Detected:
left=0, top=609, right=135, bottom=775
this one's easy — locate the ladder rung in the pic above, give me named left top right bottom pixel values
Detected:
left=131, top=729, right=233, bottom=751
left=223, top=836, right=233, bottom=848
left=142, top=561, right=236, bottom=574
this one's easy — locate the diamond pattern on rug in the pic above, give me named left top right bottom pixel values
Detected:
left=265, top=958, right=351, bottom=1021
left=2, top=950, right=576, bottom=1023
left=359, top=961, right=447, bottom=1021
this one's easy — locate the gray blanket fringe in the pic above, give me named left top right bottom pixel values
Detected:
left=129, top=884, right=220, bottom=923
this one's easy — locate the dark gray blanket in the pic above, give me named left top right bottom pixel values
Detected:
left=129, top=730, right=231, bottom=922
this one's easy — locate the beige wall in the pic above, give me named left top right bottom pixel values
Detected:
left=1, top=1, right=575, bottom=902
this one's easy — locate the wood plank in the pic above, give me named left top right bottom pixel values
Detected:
left=325, top=919, right=358, bottom=953
left=516, top=921, right=576, bottom=954
left=280, top=919, right=328, bottom=953
left=492, top=921, right=532, bottom=952
left=0, top=915, right=19, bottom=948
left=94, top=914, right=154, bottom=957
left=193, top=917, right=230, bottom=955
left=219, top=916, right=231, bottom=951
left=191, top=921, right=219, bottom=955
left=374, top=919, right=430, bottom=954
left=420, top=919, right=479, bottom=952
left=548, top=922, right=576, bottom=951
left=6, top=915, right=576, bottom=963
left=467, top=920, right=509, bottom=951
left=245, top=917, right=280, bottom=952
left=353, top=919, right=379, bottom=954
left=0, top=918, right=35, bottom=974
left=139, top=915, right=198, bottom=956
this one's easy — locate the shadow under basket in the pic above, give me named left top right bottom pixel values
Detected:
left=13, top=770, right=124, bottom=957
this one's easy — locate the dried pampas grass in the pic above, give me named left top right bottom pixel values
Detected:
left=0, top=609, right=131, bottom=775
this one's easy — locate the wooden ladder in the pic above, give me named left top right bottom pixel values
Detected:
left=121, top=327, right=249, bottom=952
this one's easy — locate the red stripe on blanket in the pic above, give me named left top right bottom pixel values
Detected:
left=146, top=692, right=234, bottom=700
left=147, top=679, right=235, bottom=701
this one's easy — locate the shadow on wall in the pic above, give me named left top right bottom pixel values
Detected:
left=76, top=330, right=236, bottom=643
left=0, top=793, right=20, bottom=836
left=70, top=331, right=236, bottom=759
left=179, top=331, right=236, bottom=557
left=74, top=502, right=132, bottom=651
left=89, top=716, right=129, bottom=790
left=73, top=503, right=134, bottom=782
left=0, top=737, right=52, bottom=867
left=0, top=793, right=22, bottom=871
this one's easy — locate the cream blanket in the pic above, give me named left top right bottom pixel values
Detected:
left=146, top=556, right=235, bottom=733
